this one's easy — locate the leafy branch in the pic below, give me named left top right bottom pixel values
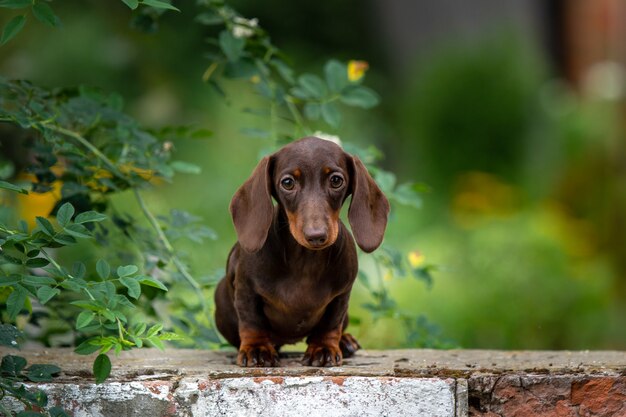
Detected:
left=0, top=0, right=179, bottom=45
left=194, top=0, right=434, bottom=336
left=0, top=324, right=69, bottom=417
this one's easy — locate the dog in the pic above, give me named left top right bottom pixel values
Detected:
left=214, top=136, right=389, bottom=367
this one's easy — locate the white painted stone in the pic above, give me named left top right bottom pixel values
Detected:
left=5, top=381, right=174, bottom=417
left=176, top=376, right=457, bottom=417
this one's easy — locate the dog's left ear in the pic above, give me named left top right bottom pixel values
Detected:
left=230, top=156, right=274, bottom=253
left=347, top=155, right=390, bottom=253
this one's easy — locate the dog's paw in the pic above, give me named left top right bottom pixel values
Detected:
left=301, top=343, right=342, bottom=367
left=339, top=333, right=361, bottom=358
left=237, top=343, right=279, bottom=367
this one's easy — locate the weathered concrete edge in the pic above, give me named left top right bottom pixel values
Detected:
left=7, top=372, right=626, bottom=417
left=5, top=348, right=625, bottom=382
left=5, top=376, right=463, bottom=417
left=3, top=349, right=626, bottom=416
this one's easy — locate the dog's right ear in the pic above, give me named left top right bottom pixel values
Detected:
left=230, top=156, right=274, bottom=253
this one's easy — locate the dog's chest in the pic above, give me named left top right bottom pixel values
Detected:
left=257, top=267, right=337, bottom=334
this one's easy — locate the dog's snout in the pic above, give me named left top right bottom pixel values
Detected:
left=304, top=226, right=328, bottom=247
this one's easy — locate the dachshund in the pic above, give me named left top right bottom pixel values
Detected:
left=214, top=136, right=389, bottom=367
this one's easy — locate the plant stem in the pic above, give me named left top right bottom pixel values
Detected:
left=40, top=248, right=96, bottom=301
left=284, top=96, right=305, bottom=135
left=116, top=318, right=125, bottom=342
left=133, top=189, right=206, bottom=310
left=44, top=124, right=126, bottom=181
left=46, top=123, right=206, bottom=309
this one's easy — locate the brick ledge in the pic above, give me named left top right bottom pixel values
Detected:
left=1, top=348, right=624, bottom=416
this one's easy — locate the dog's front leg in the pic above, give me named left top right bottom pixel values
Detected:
left=233, top=279, right=279, bottom=367
left=302, top=292, right=350, bottom=367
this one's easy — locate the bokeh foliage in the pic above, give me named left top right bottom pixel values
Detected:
left=0, top=4, right=623, bottom=412
left=0, top=3, right=439, bottom=413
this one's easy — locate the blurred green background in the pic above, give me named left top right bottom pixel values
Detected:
left=1, top=0, right=625, bottom=350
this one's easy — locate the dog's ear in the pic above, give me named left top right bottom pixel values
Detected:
left=347, top=155, right=390, bottom=253
left=230, top=156, right=274, bottom=253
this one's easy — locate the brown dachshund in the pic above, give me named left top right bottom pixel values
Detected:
left=214, top=136, right=389, bottom=367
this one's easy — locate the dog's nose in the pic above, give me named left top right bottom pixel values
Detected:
left=304, top=227, right=328, bottom=247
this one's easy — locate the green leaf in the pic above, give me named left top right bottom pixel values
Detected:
left=290, top=86, right=313, bottom=100
left=49, top=407, right=70, bottom=417
left=147, top=336, right=164, bottom=350
left=76, top=311, right=95, bottom=329
left=321, top=102, right=341, bottom=128
left=146, top=323, right=163, bottom=337
left=56, top=202, right=74, bottom=227
left=158, top=331, right=184, bottom=341
left=224, top=59, right=258, bottom=79
left=37, top=286, right=59, bottom=304
left=137, top=276, right=168, bottom=291
left=70, top=300, right=102, bottom=311
left=35, top=216, right=55, bottom=236
left=74, top=211, right=107, bottom=224
left=72, top=261, right=86, bottom=279
left=7, top=285, right=27, bottom=319
left=64, top=223, right=92, bottom=239
left=92, top=281, right=115, bottom=300
left=120, top=277, right=141, bottom=299
left=121, top=0, right=139, bottom=9
left=195, top=11, right=222, bottom=25
left=298, top=74, right=327, bottom=98
left=375, top=170, right=396, bottom=193
left=0, top=252, right=22, bottom=265
left=0, top=179, right=28, bottom=194
left=339, top=86, right=380, bottom=109
left=391, top=182, right=423, bottom=208
left=129, top=335, right=143, bottom=348
left=324, top=60, right=349, bottom=92
left=16, top=411, right=44, bottom=417
left=219, top=30, right=245, bottom=62
left=0, top=324, right=22, bottom=347
left=93, top=354, right=111, bottom=384
left=0, top=276, right=20, bottom=287
left=53, top=234, right=77, bottom=246
left=303, top=103, right=321, bottom=120
left=1, top=354, right=27, bottom=376
left=26, top=363, right=61, bottom=382
left=96, top=259, right=110, bottom=279
left=270, top=58, right=294, bottom=84
left=25, top=257, right=50, bottom=268
left=74, top=339, right=101, bottom=355
left=22, top=275, right=56, bottom=286
left=132, top=322, right=147, bottom=336
left=140, top=0, right=179, bottom=11
left=117, top=265, right=138, bottom=277
left=32, top=2, right=59, bottom=27
left=170, top=160, right=201, bottom=174
left=0, top=0, right=32, bottom=8
left=101, top=310, right=116, bottom=322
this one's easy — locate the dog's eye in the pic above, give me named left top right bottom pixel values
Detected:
left=281, top=177, right=295, bottom=190
left=329, top=175, right=344, bottom=189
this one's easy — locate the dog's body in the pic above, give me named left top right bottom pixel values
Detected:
left=215, top=137, right=389, bottom=367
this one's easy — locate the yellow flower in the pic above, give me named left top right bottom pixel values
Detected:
left=16, top=176, right=62, bottom=228
left=347, top=60, right=369, bottom=82
left=408, top=251, right=425, bottom=268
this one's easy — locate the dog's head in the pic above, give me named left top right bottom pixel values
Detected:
left=230, top=137, right=390, bottom=253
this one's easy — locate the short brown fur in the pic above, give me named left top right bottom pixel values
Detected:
left=215, top=137, right=390, bottom=367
